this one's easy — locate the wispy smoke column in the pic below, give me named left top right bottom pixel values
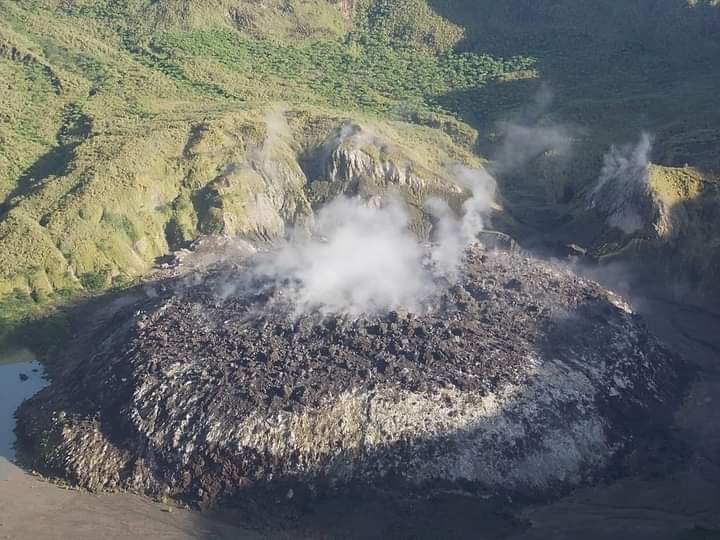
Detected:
left=427, top=166, right=497, bottom=279
left=492, top=85, right=574, bottom=174
left=588, top=133, right=653, bottom=234
left=494, top=122, right=573, bottom=173
left=457, top=166, right=497, bottom=241
left=426, top=197, right=464, bottom=279
left=259, top=107, right=292, bottom=162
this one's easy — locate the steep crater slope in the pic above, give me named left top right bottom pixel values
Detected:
left=587, top=162, right=720, bottom=307
left=16, top=246, right=683, bottom=505
left=0, top=113, right=474, bottom=300
left=3, top=0, right=720, bottom=326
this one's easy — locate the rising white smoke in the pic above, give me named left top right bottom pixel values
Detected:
left=588, top=132, right=653, bottom=234
left=457, top=166, right=497, bottom=241
left=427, top=166, right=497, bottom=279
left=259, top=106, right=292, bottom=162
left=425, top=197, right=464, bottom=279
left=492, top=85, right=574, bottom=173
left=251, top=166, right=497, bottom=316
left=255, top=196, right=432, bottom=315
left=494, top=122, right=573, bottom=173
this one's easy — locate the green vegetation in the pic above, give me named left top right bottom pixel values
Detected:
left=0, top=288, right=71, bottom=357
left=1, top=0, right=719, bottom=334
left=150, top=29, right=534, bottom=115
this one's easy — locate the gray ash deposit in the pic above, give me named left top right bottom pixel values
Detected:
left=16, top=246, right=682, bottom=506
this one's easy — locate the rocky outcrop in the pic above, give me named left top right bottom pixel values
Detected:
left=16, top=246, right=682, bottom=505
left=323, top=124, right=462, bottom=196
left=589, top=164, right=688, bottom=241
left=587, top=162, right=720, bottom=306
left=0, top=112, right=474, bottom=298
left=308, top=123, right=470, bottom=236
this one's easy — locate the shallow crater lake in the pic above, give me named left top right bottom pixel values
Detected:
left=1, top=348, right=47, bottom=462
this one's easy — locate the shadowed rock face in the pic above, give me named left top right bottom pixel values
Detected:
left=16, top=246, right=682, bottom=506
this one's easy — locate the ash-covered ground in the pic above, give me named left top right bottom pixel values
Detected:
left=16, top=245, right=683, bottom=507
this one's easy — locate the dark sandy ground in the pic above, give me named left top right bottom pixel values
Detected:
left=1, top=295, right=718, bottom=540
left=0, top=458, right=260, bottom=540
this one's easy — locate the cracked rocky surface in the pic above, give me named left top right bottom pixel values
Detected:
left=16, top=246, right=683, bottom=507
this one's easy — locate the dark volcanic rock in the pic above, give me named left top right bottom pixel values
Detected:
left=16, top=246, right=682, bottom=505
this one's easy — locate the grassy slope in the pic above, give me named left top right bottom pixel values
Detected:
left=0, top=0, right=719, bottom=335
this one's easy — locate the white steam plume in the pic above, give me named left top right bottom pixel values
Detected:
left=588, top=132, right=653, bottom=234
left=250, top=166, right=497, bottom=316
left=457, top=166, right=497, bottom=241
left=255, top=196, right=431, bottom=315
left=427, top=166, right=497, bottom=279
left=426, top=197, right=464, bottom=279
left=493, top=85, right=573, bottom=173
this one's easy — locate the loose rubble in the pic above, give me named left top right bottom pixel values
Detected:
left=16, top=246, right=682, bottom=506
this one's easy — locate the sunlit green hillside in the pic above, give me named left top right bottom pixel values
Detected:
left=1, top=0, right=718, bottom=338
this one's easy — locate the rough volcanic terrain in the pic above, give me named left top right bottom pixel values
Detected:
left=16, top=246, right=683, bottom=506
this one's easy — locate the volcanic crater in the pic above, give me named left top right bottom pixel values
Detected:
left=16, top=246, right=683, bottom=506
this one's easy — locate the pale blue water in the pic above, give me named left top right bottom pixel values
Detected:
left=0, top=358, right=47, bottom=460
